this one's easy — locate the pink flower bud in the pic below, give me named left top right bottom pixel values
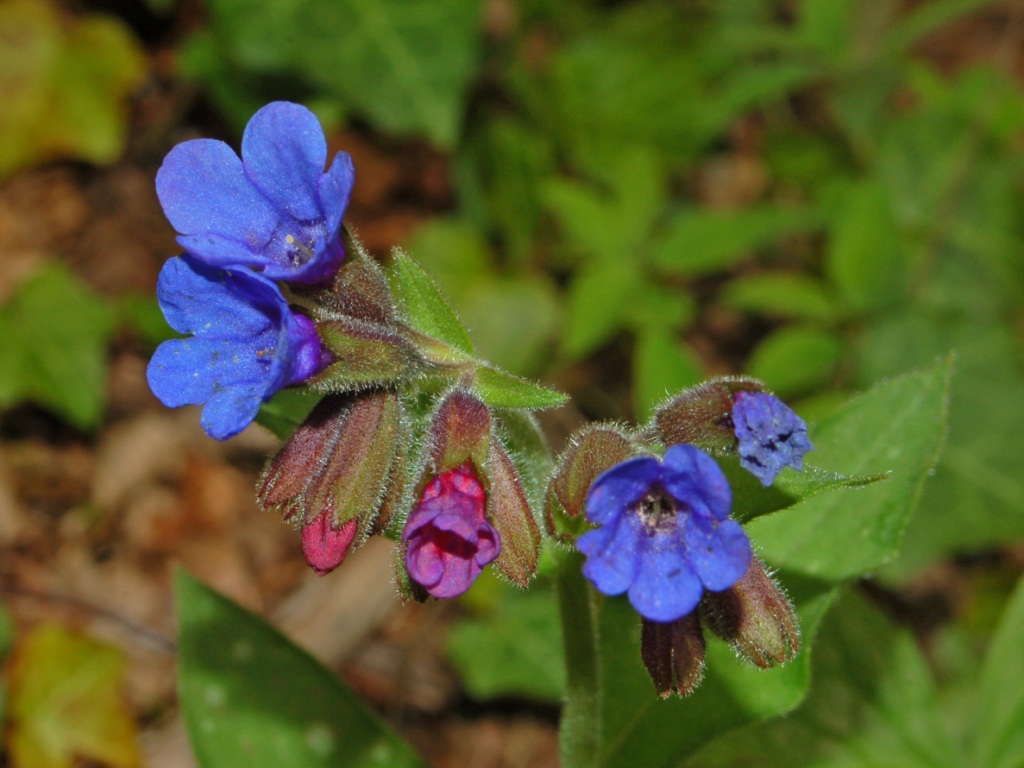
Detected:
left=301, top=511, right=358, bottom=576
left=402, top=463, right=501, bottom=599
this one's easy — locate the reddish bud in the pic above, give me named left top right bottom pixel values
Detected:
left=420, top=389, right=492, bottom=481
left=545, top=424, right=633, bottom=539
left=652, top=376, right=766, bottom=452
left=641, top=612, right=706, bottom=698
left=402, top=462, right=500, bottom=598
left=486, top=440, right=541, bottom=588
left=258, top=390, right=402, bottom=532
left=701, top=556, right=800, bottom=668
left=301, top=511, right=358, bottom=576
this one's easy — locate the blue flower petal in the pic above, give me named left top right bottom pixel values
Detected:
left=241, top=102, right=327, bottom=222
left=662, top=444, right=732, bottom=520
left=147, top=256, right=323, bottom=440
left=155, top=256, right=283, bottom=337
left=585, top=456, right=661, bottom=525
left=201, top=385, right=266, bottom=441
left=628, top=538, right=703, bottom=623
left=683, top=516, right=751, bottom=592
left=319, top=151, right=356, bottom=236
left=733, top=391, right=813, bottom=486
left=156, top=139, right=278, bottom=262
left=579, top=512, right=644, bottom=596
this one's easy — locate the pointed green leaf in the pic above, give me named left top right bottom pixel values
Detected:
left=176, top=571, right=425, bottom=768
left=474, top=367, right=567, bottom=410
left=746, top=359, right=952, bottom=580
left=688, top=590, right=961, bottom=768
left=973, top=575, right=1024, bottom=768
left=388, top=249, right=474, bottom=356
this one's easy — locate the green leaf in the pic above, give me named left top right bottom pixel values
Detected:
left=746, top=325, right=843, bottom=398
left=857, top=316, right=1024, bottom=579
left=653, top=205, right=816, bottom=278
left=557, top=548, right=838, bottom=768
left=0, top=264, right=114, bottom=430
left=388, top=250, right=474, bottom=356
left=633, top=328, right=704, bottom=420
left=746, top=359, right=952, bottom=580
left=721, top=272, right=840, bottom=323
left=474, top=367, right=567, bottom=410
left=7, top=624, right=142, bottom=768
left=256, top=389, right=322, bottom=441
left=0, top=0, right=145, bottom=177
left=447, top=580, right=565, bottom=702
left=176, top=570, right=425, bottom=768
left=687, top=589, right=961, bottom=768
left=723, top=456, right=889, bottom=525
left=973, top=575, right=1024, bottom=768
left=824, top=180, right=909, bottom=311
left=192, top=0, right=479, bottom=147
left=564, top=261, right=642, bottom=358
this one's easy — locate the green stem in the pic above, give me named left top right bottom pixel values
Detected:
left=555, top=545, right=602, bottom=768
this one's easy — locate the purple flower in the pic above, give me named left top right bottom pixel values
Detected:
left=403, top=463, right=501, bottom=599
left=156, top=101, right=354, bottom=284
left=578, top=445, right=751, bottom=623
left=147, top=255, right=329, bottom=440
left=732, top=391, right=813, bottom=486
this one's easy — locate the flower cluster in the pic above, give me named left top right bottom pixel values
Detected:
left=551, top=385, right=812, bottom=696
left=148, top=101, right=354, bottom=440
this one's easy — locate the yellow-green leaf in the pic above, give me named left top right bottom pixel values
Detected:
left=7, top=624, right=141, bottom=768
left=0, top=0, right=146, bottom=177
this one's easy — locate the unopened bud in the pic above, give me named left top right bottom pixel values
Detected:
left=641, top=612, right=706, bottom=698
left=700, top=556, right=800, bottom=668
left=313, top=316, right=423, bottom=390
left=421, top=389, right=492, bottom=479
left=545, top=425, right=633, bottom=539
left=258, top=390, right=402, bottom=531
left=299, top=228, right=397, bottom=324
left=486, top=440, right=541, bottom=587
left=301, top=511, right=358, bottom=576
left=653, top=376, right=765, bottom=452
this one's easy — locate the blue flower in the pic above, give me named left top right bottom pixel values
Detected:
left=156, top=102, right=354, bottom=284
left=732, top=391, right=813, bottom=486
left=147, top=255, right=329, bottom=440
left=577, top=445, right=751, bottom=623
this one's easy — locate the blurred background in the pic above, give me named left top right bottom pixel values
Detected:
left=1, top=0, right=1023, bottom=765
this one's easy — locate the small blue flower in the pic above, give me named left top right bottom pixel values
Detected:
left=156, top=101, right=354, bottom=284
left=732, top=391, right=813, bottom=486
left=147, top=255, right=329, bottom=440
left=578, top=445, right=751, bottom=623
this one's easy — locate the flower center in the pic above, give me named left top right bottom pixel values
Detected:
left=636, top=492, right=677, bottom=533
left=284, top=234, right=315, bottom=266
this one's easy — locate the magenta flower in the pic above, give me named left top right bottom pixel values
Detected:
left=403, top=463, right=501, bottom=599
left=156, top=101, right=354, bottom=284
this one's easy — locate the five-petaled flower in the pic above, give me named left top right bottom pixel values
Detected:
left=577, top=445, right=751, bottom=624
left=147, top=255, right=329, bottom=440
left=732, top=391, right=813, bottom=486
left=403, top=462, right=501, bottom=599
left=156, top=101, right=354, bottom=284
